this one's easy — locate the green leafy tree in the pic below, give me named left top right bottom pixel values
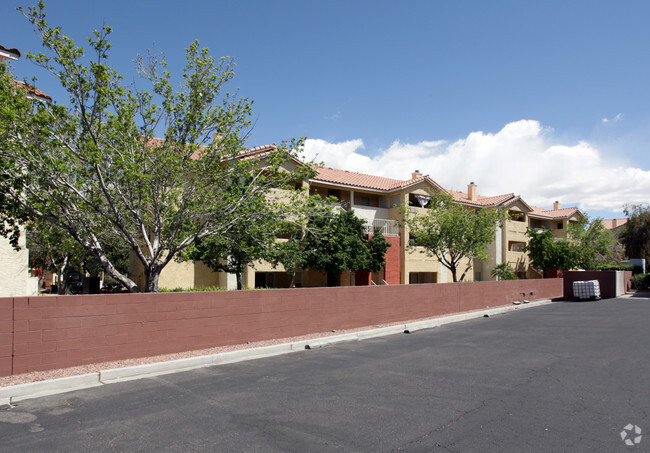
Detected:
left=567, top=216, right=613, bottom=269
left=177, top=190, right=283, bottom=290
left=0, top=3, right=311, bottom=292
left=270, top=230, right=309, bottom=288
left=26, top=219, right=86, bottom=293
left=27, top=219, right=130, bottom=293
left=524, top=228, right=580, bottom=276
left=268, top=196, right=339, bottom=287
left=302, top=209, right=390, bottom=287
left=491, top=263, right=518, bottom=280
left=525, top=216, right=614, bottom=276
left=620, top=204, right=650, bottom=263
left=400, top=191, right=505, bottom=282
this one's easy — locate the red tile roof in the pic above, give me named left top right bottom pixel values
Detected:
left=448, top=189, right=516, bottom=207
left=312, top=166, right=446, bottom=192
left=529, top=205, right=581, bottom=219
left=13, top=80, right=52, bottom=102
left=501, top=195, right=534, bottom=211
left=601, top=218, right=628, bottom=230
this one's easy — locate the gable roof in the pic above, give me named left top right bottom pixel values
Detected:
left=447, top=189, right=517, bottom=208
left=501, top=195, right=534, bottom=212
left=529, top=205, right=582, bottom=219
left=311, top=166, right=446, bottom=193
left=601, top=218, right=628, bottom=230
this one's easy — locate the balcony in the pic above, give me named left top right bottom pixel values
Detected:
left=364, top=218, right=399, bottom=236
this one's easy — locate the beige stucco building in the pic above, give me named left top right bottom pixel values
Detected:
left=132, top=144, right=584, bottom=291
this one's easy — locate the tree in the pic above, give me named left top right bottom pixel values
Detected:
left=400, top=191, right=505, bottom=282
left=26, top=218, right=131, bottom=293
left=491, top=263, right=518, bottom=280
left=26, top=219, right=86, bottom=293
left=266, top=195, right=337, bottom=288
left=620, top=204, right=650, bottom=263
left=0, top=3, right=311, bottom=292
left=567, top=217, right=613, bottom=269
left=525, top=216, right=614, bottom=276
left=269, top=230, right=308, bottom=288
left=524, top=228, right=580, bottom=276
left=302, top=209, right=390, bottom=287
left=176, top=188, right=283, bottom=290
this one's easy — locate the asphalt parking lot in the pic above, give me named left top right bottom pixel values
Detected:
left=1, top=292, right=648, bottom=452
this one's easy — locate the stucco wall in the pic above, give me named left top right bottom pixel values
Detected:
left=0, top=231, right=39, bottom=298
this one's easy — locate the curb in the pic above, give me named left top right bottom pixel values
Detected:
left=1, top=299, right=550, bottom=404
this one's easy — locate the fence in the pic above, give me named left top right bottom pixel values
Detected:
left=0, top=278, right=563, bottom=377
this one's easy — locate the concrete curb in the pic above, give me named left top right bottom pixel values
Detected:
left=0, top=373, right=102, bottom=404
left=1, top=299, right=551, bottom=404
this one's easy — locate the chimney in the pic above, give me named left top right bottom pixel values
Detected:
left=468, top=182, right=477, bottom=201
left=553, top=201, right=561, bottom=211
left=612, top=219, right=617, bottom=228
left=411, top=170, right=422, bottom=180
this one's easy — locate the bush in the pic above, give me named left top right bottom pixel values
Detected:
left=594, top=264, right=635, bottom=271
left=491, top=263, right=519, bottom=280
left=159, top=286, right=226, bottom=292
left=630, top=274, right=650, bottom=289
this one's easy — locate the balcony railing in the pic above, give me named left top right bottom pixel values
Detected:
left=364, top=218, right=399, bottom=236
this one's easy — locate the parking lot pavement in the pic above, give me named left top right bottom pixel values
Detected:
left=0, top=293, right=648, bottom=452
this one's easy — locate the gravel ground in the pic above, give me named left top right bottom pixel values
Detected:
left=0, top=316, right=437, bottom=388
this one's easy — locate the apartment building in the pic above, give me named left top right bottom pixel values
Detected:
left=450, top=181, right=583, bottom=281
left=152, top=161, right=458, bottom=289
left=142, top=146, right=585, bottom=290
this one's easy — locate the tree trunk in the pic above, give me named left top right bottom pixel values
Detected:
left=144, top=271, right=160, bottom=293
left=236, top=272, right=243, bottom=290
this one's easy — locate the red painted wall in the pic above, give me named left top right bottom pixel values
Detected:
left=0, top=278, right=562, bottom=376
left=563, top=271, right=632, bottom=300
left=0, top=298, right=13, bottom=377
left=384, top=236, right=401, bottom=284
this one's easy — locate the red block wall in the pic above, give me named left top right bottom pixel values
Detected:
left=0, top=298, right=13, bottom=377
left=563, top=271, right=632, bottom=300
left=0, top=278, right=562, bottom=376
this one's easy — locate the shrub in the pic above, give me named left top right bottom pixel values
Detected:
left=159, top=286, right=227, bottom=292
left=491, top=263, right=519, bottom=280
left=630, top=274, right=650, bottom=289
left=594, top=264, right=635, bottom=271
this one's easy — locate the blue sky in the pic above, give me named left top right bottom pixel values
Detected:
left=3, top=1, right=649, bottom=219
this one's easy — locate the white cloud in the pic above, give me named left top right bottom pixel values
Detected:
left=602, top=113, right=623, bottom=123
left=303, top=120, right=650, bottom=213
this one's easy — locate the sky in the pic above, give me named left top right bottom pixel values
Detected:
left=3, top=0, right=649, bottom=219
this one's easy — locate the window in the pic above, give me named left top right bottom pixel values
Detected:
left=409, top=272, right=437, bottom=284
left=509, top=241, right=526, bottom=252
left=557, top=222, right=563, bottom=229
